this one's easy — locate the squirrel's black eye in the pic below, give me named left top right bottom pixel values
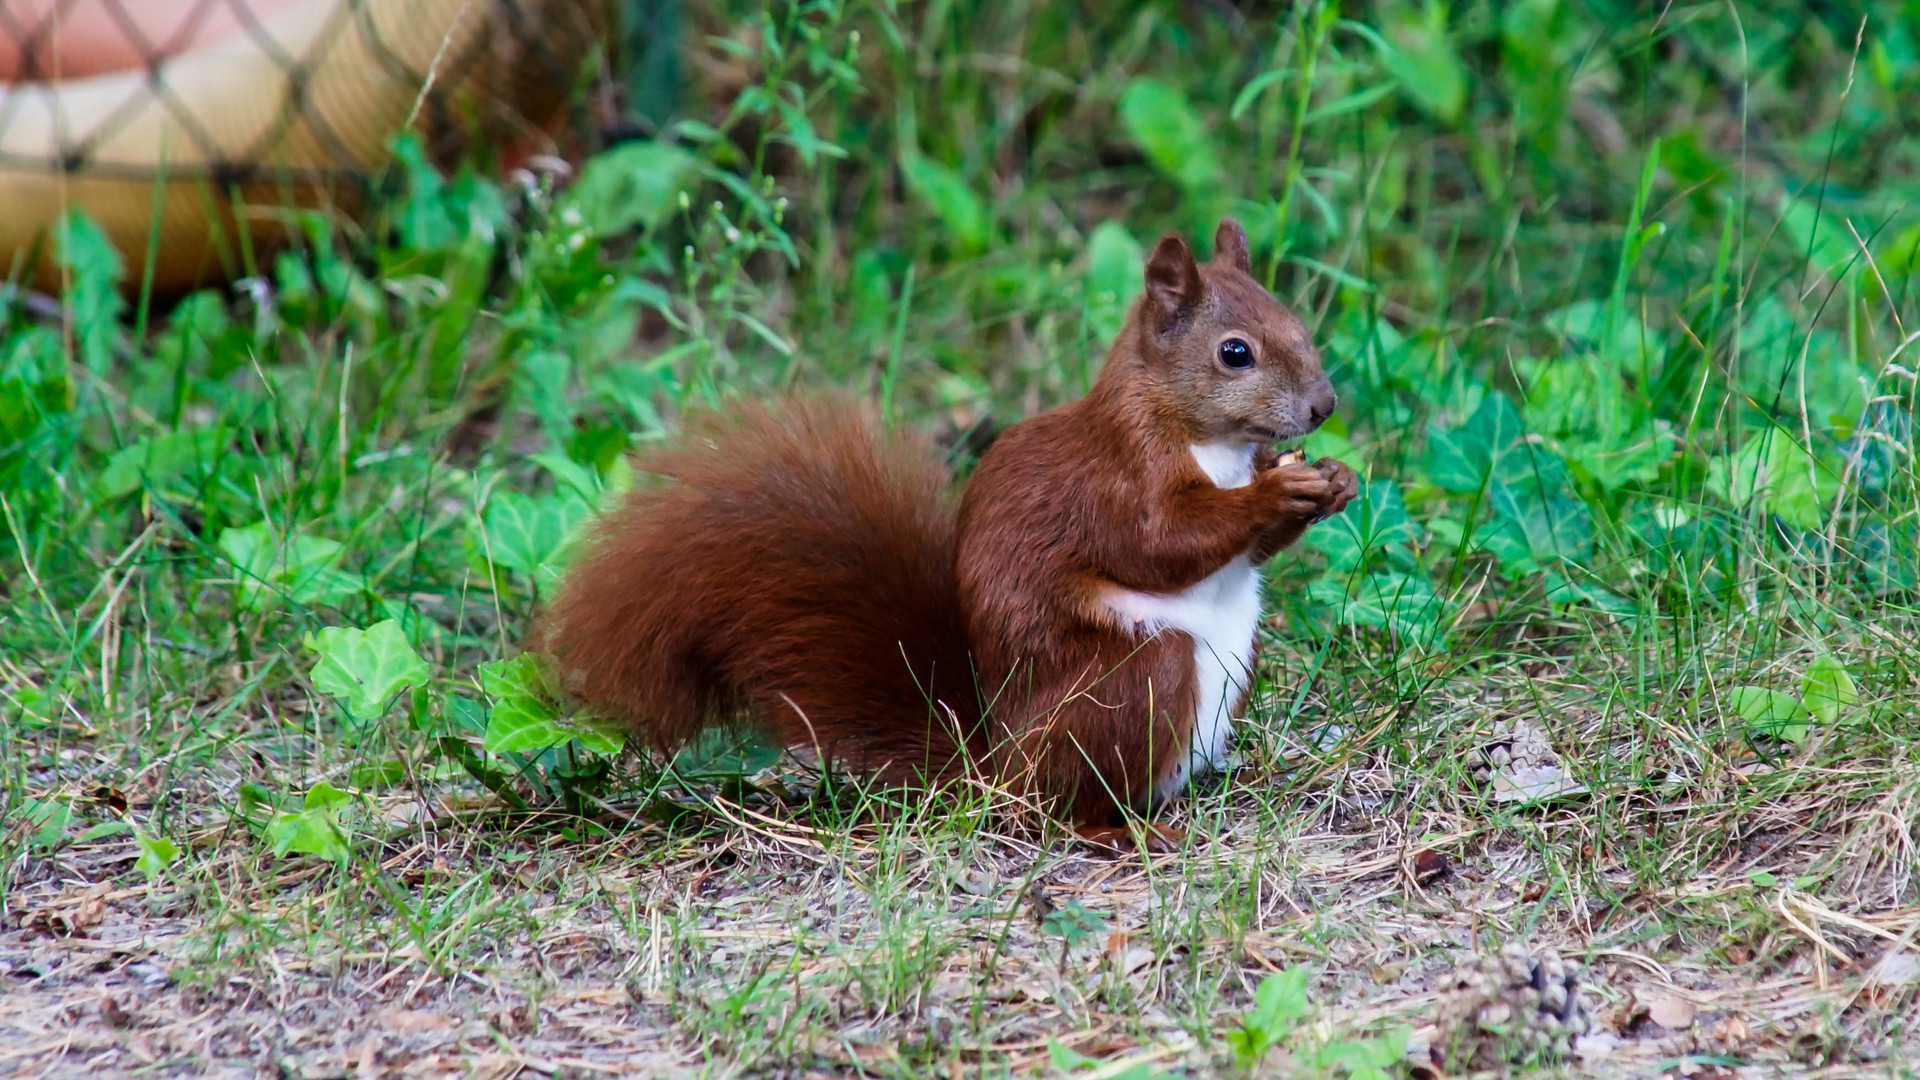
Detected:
left=1218, top=338, right=1254, bottom=369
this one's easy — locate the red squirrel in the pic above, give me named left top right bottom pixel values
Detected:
left=541, top=219, right=1358, bottom=839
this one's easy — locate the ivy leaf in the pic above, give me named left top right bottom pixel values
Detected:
left=133, top=830, right=179, bottom=880
left=1118, top=78, right=1223, bottom=192
left=1308, top=570, right=1448, bottom=647
left=305, top=620, right=431, bottom=721
left=474, top=491, right=593, bottom=580
left=479, top=655, right=625, bottom=756
left=1801, top=654, right=1857, bottom=724
left=1729, top=686, right=1809, bottom=744
left=1478, top=482, right=1594, bottom=579
left=1425, top=392, right=1548, bottom=495
left=218, top=522, right=364, bottom=611
left=265, top=781, right=357, bottom=864
left=1307, top=479, right=1418, bottom=572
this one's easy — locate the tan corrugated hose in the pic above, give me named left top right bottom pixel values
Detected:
left=0, top=0, right=608, bottom=292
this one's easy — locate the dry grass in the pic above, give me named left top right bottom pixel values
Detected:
left=7, top=612, right=1917, bottom=1078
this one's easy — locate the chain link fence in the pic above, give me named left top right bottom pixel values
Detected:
left=0, top=0, right=614, bottom=289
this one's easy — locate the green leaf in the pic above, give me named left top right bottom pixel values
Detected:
left=1729, top=685, right=1810, bottom=744
left=1381, top=1, right=1467, bottom=125
left=1478, top=482, right=1594, bottom=578
left=265, top=781, right=357, bottom=864
left=1706, top=435, right=1830, bottom=531
left=563, top=141, right=699, bottom=236
left=218, top=523, right=363, bottom=611
left=1425, top=392, right=1537, bottom=494
left=1118, top=78, right=1223, bottom=192
left=74, top=821, right=132, bottom=845
left=1038, top=899, right=1106, bottom=946
left=95, top=427, right=224, bottom=503
left=1749, top=869, right=1779, bottom=887
left=899, top=151, right=991, bottom=254
left=1227, top=967, right=1313, bottom=1065
left=1315, top=1029, right=1410, bottom=1080
left=305, top=620, right=431, bottom=722
left=1084, top=221, right=1145, bottom=344
left=475, top=491, right=594, bottom=579
left=1047, top=1037, right=1096, bottom=1071
left=20, top=797, right=71, bottom=849
left=1801, top=654, right=1857, bottom=725
left=58, top=212, right=127, bottom=376
left=133, top=830, right=179, bottom=880
left=1308, top=570, right=1448, bottom=647
left=480, top=655, right=626, bottom=756
left=1307, top=479, right=1417, bottom=572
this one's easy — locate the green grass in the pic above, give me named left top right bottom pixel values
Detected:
left=4, top=0, right=1920, bottom=1075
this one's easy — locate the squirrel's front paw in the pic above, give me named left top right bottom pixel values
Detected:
left=1266, top=462, right=1334, bottom=519
left=1308, top=459, right=1359, bottom=522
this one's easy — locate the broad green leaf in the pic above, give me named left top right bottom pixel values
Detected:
left=20, top=798, right=71, bottom=849
left=1084, top=221, right=1145, bottom=344
left=1118, top=78, right=1223, bottom=192
left=1544, top=298, right=1665, bottom=366
left=1382, top=1, right=1467, bottom=125
left=1425, top=392, right=1548, bottom=495
left=133, top=830, right=179, bottom=880
left=563, top=141, right=699, bottom=236
left=1801, top=654, right=1857, bottom=724
left=74, top=821, right=132, bottom=844
left=1308, top=570, right=1447, bottom=646
left=899, top=152, right=990, bottom=253
left=1227, top=967, right=1311, bottom=1066
left=475, top=491, right=594, bottom=579
left=95, top=427, right=224, bottom=502
left=1314, top=1029, right=1410, bottom=1080
left=305, top=620, right=431, bottom=721
left=478, top=652, right=559, bottom=702
left=265, top=781, right=357, bottom=864
left=1479, top=482, right=1594, bottom=578
left=218, top=523, right=361, bottom=611
left=1306, top=479, right=1417, bottom=572
left=1729, top=685, right=1809, bottom=744
left=479, top=655, right=625, bottom=756
left=1047, top=1037, right=1096, bottom=1071
left=1706, top=435, right=1830, bottom=531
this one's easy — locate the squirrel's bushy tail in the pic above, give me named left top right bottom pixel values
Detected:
left=540, top=395, right=982, bottom=780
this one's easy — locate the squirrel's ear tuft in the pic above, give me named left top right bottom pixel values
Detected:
left=1144, top=233, right=1203, bottom=332
left=1212, top=219, right=1251, bottom=273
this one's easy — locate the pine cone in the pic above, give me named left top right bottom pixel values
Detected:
left=1467, top=719, right=1561, bottom=783
left=1432, top=945, right=1590, bottom=1070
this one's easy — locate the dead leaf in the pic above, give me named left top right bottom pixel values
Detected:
left=1644, top=995, right=1696, bottom=1030
left=1412, top=849, right=1451, bottom=885
left=1116, top=946, right=1156, bottom=975
left=1490, top=764, right=1588, bottom=804
left=1868, top=950, right=1920, bottom=986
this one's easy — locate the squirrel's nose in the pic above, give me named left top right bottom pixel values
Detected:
left=1308, top=386, right=1338, bottom=426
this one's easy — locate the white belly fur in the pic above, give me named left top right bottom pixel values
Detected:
left=1103, top=441, right=1264, bottom=802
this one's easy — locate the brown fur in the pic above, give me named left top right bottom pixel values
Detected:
left=542, top=220, right=1359, bottom=828
left=540, top=397, right=981, bottom=782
